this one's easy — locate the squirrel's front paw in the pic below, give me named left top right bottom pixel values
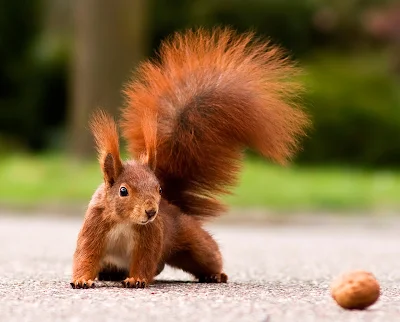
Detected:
left=198, top=273, right=228, bottom=283
left=122, top=277, right=147, bottom=288
left=70, top=278, right=95, bottom=289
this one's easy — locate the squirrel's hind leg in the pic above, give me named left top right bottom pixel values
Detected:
left=166, top=223, right=228, bottom=283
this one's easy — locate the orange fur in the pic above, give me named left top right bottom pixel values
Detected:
left=71, top=27, right=310, bottom=289
left=72, top=205, right=111, bottom=288
left=122, top=27, right=309, bottom=218
left=90, top=110, right=123, bottom=185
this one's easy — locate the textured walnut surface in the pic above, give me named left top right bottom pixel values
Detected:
left=0, top=215, right=399, bottom=322
left=331, top=270, right=380, bottom=310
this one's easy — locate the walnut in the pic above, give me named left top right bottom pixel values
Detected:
left=330, top=270, right=380, bottom=310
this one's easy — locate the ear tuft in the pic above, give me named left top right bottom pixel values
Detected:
left=90, top=110, right=123, bottom=186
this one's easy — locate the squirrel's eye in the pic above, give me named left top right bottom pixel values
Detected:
left=159, top=186, right=162, bottom=195
left=119, top=187, right=128, bottom=197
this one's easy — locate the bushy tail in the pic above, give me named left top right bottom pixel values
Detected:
left=121, top=27, right=310, bottom=219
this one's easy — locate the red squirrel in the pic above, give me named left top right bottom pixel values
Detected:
left=70, top=27, right=309, bottom=289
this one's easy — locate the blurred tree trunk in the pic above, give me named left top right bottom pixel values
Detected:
left=68, top=0, right=149, bottom=158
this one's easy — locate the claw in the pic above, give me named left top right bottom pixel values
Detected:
left=71, top=279, right=95, bottom=289
left=221, top=273, right=228, bottom=283
left=122, top=277, right=148, bottom=288
left=198, top=273, right=228, bottom=283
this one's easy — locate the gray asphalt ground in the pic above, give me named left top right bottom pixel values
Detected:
left=0, top=214, right=399, bottom=322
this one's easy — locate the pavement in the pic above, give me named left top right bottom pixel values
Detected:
left=0, top=214, right=399, bottom=322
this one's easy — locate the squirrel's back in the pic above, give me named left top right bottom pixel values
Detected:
left=121, top=27, right=310, bottom=219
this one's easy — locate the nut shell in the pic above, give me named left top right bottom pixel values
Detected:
left=330, top=270, right=380, bottom=310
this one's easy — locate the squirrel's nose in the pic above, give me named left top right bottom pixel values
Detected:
left=145, top=208, right=157, bottom=219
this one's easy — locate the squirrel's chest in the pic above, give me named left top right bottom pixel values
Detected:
left=100, top=223, right=137, bottom=270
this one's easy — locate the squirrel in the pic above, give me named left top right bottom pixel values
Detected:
left=70, top=27, right=309, bottom=289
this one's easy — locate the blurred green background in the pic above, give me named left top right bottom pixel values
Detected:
left=1, top=0, right=399, bottom=214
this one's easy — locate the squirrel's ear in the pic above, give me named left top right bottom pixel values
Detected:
left=90, top=110, right=123, bottom=186
left=137, top=152, right=156, bottom=171
left=143, top=151, right=156, bottom=171
left=101, top=152, right=122, bottom=186
left=141, top=115, right=157, bottom=171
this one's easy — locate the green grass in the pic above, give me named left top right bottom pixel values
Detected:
left=0, top=154, right=100, bottom=206
left=0, top=153, right=399, bottom=212
left=226, top=157, right=400, bottom=211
